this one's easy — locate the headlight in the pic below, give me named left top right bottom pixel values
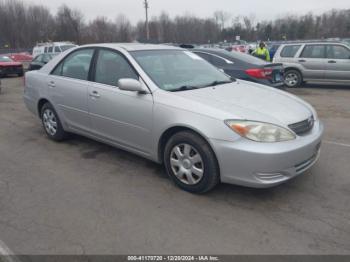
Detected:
left=225, top=120, right=296, bottom=142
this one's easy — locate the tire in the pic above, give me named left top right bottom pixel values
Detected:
left=164, top=131, right=220, bottom=194
left=40, top=102, right=67, bottom=141
left=284, top=69, right=302, bottom=88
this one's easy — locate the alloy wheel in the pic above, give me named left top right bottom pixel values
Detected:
left=285, top=73, right=299, bottom=87
left=43, top=109, right=58, bottom=136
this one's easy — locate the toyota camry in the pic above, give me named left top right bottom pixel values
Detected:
left=24, top=44, right=324, bottom=193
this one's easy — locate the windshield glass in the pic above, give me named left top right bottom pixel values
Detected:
left=0, top=56, right=13, bottom=62
left=131, top=50, right=232, bottom=91
left=60, top=45, right=76, bottom=52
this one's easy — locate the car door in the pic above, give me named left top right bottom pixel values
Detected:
left=48, top=48, right=95, bottom=133
left=298, top=44, right=326, bottom=80
left=88, top=48, right=154, bottom=154
left=325, top=44, right=350, bottom=81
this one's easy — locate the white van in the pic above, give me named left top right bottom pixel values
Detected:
left=32, top=42, right=77, bottom=57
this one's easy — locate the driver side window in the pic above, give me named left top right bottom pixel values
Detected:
left=94, top=49, right=138, bottom=86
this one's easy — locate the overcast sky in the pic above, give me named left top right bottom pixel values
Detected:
left=24, top=0, right=350, bottom=23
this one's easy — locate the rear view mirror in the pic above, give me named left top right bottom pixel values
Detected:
left=118, top=78, right=148, bottom=93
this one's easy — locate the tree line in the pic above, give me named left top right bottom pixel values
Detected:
left=0, top=0, right=349, bottom=49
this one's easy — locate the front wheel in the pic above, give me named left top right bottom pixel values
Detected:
left=284, top=70, right=302, bottom=88
left=164, top=131, right=220, bottom=194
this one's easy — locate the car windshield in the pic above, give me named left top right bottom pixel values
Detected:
left=131, top=50, right=232, bottom=92
left=0, top=56, right=13, bottom=62
left=60, top=45, right=76, bottom=52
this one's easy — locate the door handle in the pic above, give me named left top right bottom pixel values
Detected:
left=298, top=59, right=306, bottom=63
left=328, top=60, right=337, bottom=64
left=48, top=81, right=55, bottom=88
left=90, top=90, right=101, bottom=98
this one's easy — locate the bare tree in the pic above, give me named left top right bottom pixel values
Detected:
left=214, top=10, right=231, bottom=30
left=54, top=4, right=84, bottom=44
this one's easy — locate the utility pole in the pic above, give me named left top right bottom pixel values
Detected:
left=144, top=0, right=150, bottom=41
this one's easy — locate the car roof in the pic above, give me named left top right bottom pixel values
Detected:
left=280, top=41, right=346, bottom=46
left=192, top=48, right=267, bottom=65
left=81, top=43, right=182, bottom=51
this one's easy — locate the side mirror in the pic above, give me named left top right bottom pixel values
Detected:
left=118, top=78, right=148, bottom=93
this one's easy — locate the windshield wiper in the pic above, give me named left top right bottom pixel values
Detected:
left=203, top=80, right=234, bottom=88
left=170, top=85, right=201, bottom=92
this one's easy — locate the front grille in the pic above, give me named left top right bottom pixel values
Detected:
left=289, top=116, right=314, bottom=135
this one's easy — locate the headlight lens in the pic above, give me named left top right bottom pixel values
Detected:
left=225, top=120, right=296, bottom=142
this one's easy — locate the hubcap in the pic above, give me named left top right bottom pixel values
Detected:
left=285, top=73, right=299, bottom=87
left=170, top=144, right=204, bottom=185
left=43, top=109, right=58, bottom=136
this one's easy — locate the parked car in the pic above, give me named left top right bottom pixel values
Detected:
left=274, top=42, right=350, bottom=87
left=191, top=48, right=285, bottom=88
left=24, top=44, right=323, bottom=193
left=7, top=52, right=33, bottom=63
left=0, top=56, right=24, bottom=77
left=28, top=53, right=56, bottom=71
left=32, top=42, right=77, bottom=57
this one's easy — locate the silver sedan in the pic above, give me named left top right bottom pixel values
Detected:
left=24, top=43, right=324, bottom=193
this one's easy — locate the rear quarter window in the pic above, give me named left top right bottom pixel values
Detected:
left=280, top=45, right=301, bottom=58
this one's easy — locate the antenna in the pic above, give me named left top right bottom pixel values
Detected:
left=144, top=0, right=150, bottom=41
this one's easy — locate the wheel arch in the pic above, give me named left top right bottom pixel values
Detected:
left=284, top=67, right=303, bottom=78
left=37, top=98, right=50, bottom=118
left=157, top=125, right=219, bottom=168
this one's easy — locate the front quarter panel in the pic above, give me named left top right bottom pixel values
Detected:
left=151, top=91, right=242, bottom=162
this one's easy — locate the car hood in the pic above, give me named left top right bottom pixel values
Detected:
left=172, top=80, right=313, bottom=126
left=0, top=62, right=22, bottom=66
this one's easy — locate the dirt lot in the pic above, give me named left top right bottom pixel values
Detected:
left=0, top=77, right=349, bottom=255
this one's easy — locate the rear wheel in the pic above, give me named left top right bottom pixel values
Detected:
left=41, top=103, right=67, bottom=141
left=164, top=131, right=220, bottom=194
left=284, top=69, right=302, bottom=88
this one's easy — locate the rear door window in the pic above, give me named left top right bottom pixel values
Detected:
left=300, top=45, right=326, bottom=59
left=54, top=46, right=61, bottom=53
left=326, top=45, right=350, bottom=59
left=48, top=46, right=53, bottom=53
left=52, top=49, right=94, bottom=80
left=280, top=45, right=301, bottom=57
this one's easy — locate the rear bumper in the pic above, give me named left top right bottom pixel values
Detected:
left=251, top=78, right=285, bottom=89
left=210, top=120, right=324, bottom=188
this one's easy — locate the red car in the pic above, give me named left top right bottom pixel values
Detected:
left=0, top=56, right=24, bottom=77
left=8, top=52, right=33, bottom=63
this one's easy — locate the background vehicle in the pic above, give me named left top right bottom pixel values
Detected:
left=28, top=53, right=56, bottom=71
left=7, top=52, right=33, bottom=63
left=191, top=48, right=285, bottom=88
left=268, top=43, right=282, bottom=59
left=24, top=44, right=323, bottom=193
left=0, top=56, right=24, bottom=77
left=274, top=42, right=350, bottom=87
left=32, top=42, right=77, bottom=57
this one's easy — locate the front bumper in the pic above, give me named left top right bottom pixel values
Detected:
left=210, top=120, right=324, bottom=188
left=0, top=66, right=23, bottom=76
